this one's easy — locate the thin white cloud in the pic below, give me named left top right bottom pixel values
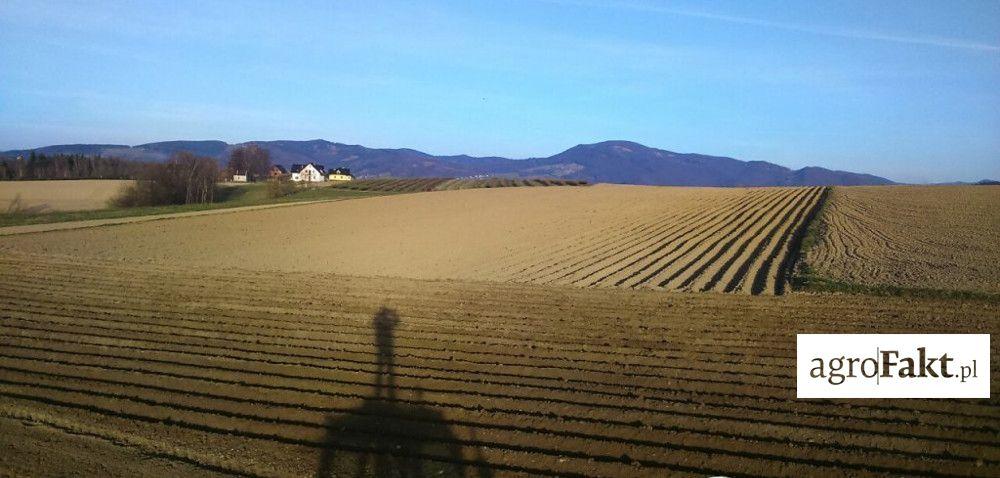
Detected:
left=543, top=0, right=1000, bottom=53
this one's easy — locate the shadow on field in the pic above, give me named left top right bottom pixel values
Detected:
left=316, top=306, right=492, bottom=478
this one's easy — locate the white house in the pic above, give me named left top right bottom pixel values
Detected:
left=232, top=171, right=250, bottom=182
left=328, top=167, right=354, bottom=181
left=290, top=163, right=326, bottom=182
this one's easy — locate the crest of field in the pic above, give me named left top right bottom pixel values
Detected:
left=0, top=184, right=822, bottom=295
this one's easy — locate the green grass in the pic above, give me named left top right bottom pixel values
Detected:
left=794, top=271, right=1000, bottom=302
left=0, top=183, right=390, bottom=228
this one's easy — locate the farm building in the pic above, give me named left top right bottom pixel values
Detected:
left=269, top=165, right=287, bottom=178
left=290, top=163, right=326, bottom=182
left=232, top=171, right=251, bottom=182
left=328, top=167, right=354, bottom=181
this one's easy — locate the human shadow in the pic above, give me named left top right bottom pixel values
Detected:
left=316, top=307, right=492, bottom=478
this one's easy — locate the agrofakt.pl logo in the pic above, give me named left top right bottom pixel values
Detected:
left=797, top=334, right=990, bottom=398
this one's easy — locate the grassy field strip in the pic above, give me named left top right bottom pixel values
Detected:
left=0, top=199, right=345, bottom=236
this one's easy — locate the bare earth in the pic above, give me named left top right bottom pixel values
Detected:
left=807, top=185, right=1000, bottom=293
left=0, top=185, right=998, bottom=476
left=0, top=184, right=821, bottom=295
left=0, top=253, right=996, bottom=477
left=0, top=179, right=131, bottom=213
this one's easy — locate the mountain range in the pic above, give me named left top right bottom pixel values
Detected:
left=1, top=139, right=895, bottom=186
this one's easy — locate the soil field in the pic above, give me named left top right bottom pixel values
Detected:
left=0, top=184, right=822, bottom=295
left=332, top=177, right=588, bottom=193
left=0, top=252, right=997, bottom=477
left=0, top=179, right=131, bottom=212
left=805, top=185, right=1000, bottom=294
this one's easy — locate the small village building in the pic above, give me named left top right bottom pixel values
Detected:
left=269, top=165, right=287, bottom=178
left=232, top=171, right=250, bottom=183
left=290, top=163, right=326, bottom=182
left=328, top=167, right=354, bottom=181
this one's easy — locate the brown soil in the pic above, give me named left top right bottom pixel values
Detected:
left=807, top=185, right=1000, bottom=293
left=0, top=252, right=997, bottom=477
left=0, top=414, right=220, bottom=478
left=0, top=184, right=821, bottom=295
left=0, top=180, right=132, bottom=213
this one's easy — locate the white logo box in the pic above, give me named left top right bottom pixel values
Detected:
left=797, top=334, right=990, bottom=398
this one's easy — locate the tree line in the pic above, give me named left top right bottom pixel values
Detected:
left=3, top=144, right=283, bottom=207
left=1, top=143, right=275, bottom=182
left=0, top=152, right=147, bottom=180
left=117, top=143, right=273, bottom=206
left=112, top=152, right=221, bottom=207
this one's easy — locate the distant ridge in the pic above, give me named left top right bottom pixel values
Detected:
left=1, top=139, right=895, bottom=187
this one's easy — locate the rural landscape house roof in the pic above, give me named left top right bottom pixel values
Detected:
left=290, top=163, right=326, bottom=173
left=331, top=167, right=352, bottom=176
left=270, top=165, right=287, bottom=173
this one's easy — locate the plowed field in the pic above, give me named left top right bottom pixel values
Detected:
left=331, top=177, right=587, bottom=193
left=494, top=186, right=824, bottom=294
left=0, top=185, right=823, bottom=295
left=0, top=253, right=997, bottom=477
left=805, top=186, right=1000, bottom=294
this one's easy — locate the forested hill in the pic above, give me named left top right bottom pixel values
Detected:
left=2, top=139, right=894, bottom=186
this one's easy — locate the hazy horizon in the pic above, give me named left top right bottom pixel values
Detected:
left=1, top=0, right=997, bottom=183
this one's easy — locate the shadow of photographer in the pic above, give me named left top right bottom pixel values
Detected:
left=316, top=306, right=492, bottom=478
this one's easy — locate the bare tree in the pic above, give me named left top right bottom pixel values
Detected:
left=227, top=144, right=271, bottom=181
left=113, top=151, right=219, bottom=207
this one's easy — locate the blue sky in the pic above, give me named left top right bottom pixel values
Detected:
left=1, top=0, right=997, bottom=182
